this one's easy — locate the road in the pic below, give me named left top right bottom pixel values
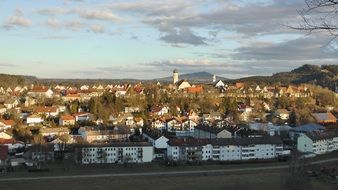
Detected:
left=0, top=158, right=337, bottom=182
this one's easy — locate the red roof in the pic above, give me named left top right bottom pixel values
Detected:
left=1, top=120, right=14, bottom=126
left=31, top=86, right=49, bottom=93
left=60, top=115, right=75, bottom=121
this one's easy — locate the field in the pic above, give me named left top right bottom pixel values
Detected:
left=0, top=153, right=337, bottom=190
left=0, top=170, right=336, bottom=190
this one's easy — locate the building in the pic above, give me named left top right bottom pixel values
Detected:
left=59, top=115, right=76, bottom=126
left=275, top=109, right=290, bottom=120
left=173, top=69, right=179, bottom=84
left=194, top=125, right=232, bottom=139
left=0, top=120, right=15, bottom=131
left=78, top=126, right=132, bottom=143
left=142, top=129, right=169, bottom=149
left=27, top=86, right=53, bottom=98
left=34, top=106, right=59, bottom=117
left=78, top=142, right=153, bottom=164
left=289, top=123, right=325, bottom=140
left=297, top=132, right=338, bottom=155
left=311, top=112, right=337, bottom=125
left=167, top=136, right=286, bottom=162
left=26, top=115, right=44, bottom=125
left=40, top=127, right=70, bottom=137
left=150, top=105, right=169, bottom=116
left=176, top=80, right=191, bottom=90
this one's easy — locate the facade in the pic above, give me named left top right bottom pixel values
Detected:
left=297, top=132, right=338, bottom=155
left=26, top=115, right=44, bottom=125
left=78, top=126, right=132, bottom=143
left=59, top=115, right=76, bottom=126
left=167, top=137, right=285, bottom=162
left=79, top=142, right=153, bottom=164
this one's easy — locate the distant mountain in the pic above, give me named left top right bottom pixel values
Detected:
left=234, top=64, right=338, bottom=92
left=156, top=71, right=229, bottom=83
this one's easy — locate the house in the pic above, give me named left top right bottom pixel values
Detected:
left=151, top=118, right=166, bottom=130
left=186, top=86, right=203, bottom=94
left=59, top=115, right=76, bottom=126
left=40, top=127, right=70, bottom=137
left=166, top=117, right=183, bottom=132
left=203, top=112, right=222, bottom=122
left=134, top=117, right=144, bottom=127
left=297, top=132, right=338, bottom=155
left=150, top=105, right=169, bottom=116
left=182, top=119, right=198, bottom=131
left=0, top=132, right=14, bottom=144
left=167, top=136, right=285, bottom=161
left=78, top=126, right=132, bottom=143
left=275, top=109, right=290, bottom=120
left=142, top=129, right=169, bottom=149
left=73, top=112, right=93, bottom=123
left=27, top=86, right=54, bottom=98
left=311, top=112, right=337, bottom=125
left=26, top=114, right=44, bottom=125
left=124, top=107, right=141, bottom=113
left=194, top=125, right=232, bottom=139
left=176, top=80, right=191, bottom=90
left=0, top=120, right=15, bottom=131
left=77, top=142, right=153, bottom=164
left=3, top=99, right=19, bottom=109
left=214, top=80, right=225, bottom=88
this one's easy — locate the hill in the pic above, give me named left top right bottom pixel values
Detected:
left=156, top=71, right=228, bottom=83
left=234, top=64, right=338, bottom=92
left=0, top=74, right=37, bottom=88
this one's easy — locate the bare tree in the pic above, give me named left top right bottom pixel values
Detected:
left=294, top=0, right=338, bottom=39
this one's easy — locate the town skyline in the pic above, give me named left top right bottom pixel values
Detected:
left=1, top=0, right=338, bottom=79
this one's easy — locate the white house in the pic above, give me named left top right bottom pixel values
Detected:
left=151, top=118, right=166, bottom=130
left=73, top=113, right=93, bottom=122
left=79, top=142, right=153, bottom=164
left=142, top=130, right=169, bottom=149
left=297, top=132, right=338, bottom=155
left=4, top=99, right=19, bottom=109
left=215, top=80, right=225, bottom=88
left=26, top=115, right=44, bottom=125
left=151, top=106, right=169, bottom=116
left=176, top=80, right=191, bottom=90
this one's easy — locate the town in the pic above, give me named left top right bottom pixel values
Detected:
left=0, top=68, right=337, bottom=169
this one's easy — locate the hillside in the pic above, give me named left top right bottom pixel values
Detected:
left=235, top=64, right=338, bottom=92
left=0, top=74, right=37, bottom=88
left=156, top=71, right=228, bottom=83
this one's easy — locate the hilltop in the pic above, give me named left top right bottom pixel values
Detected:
left=234, top=64, right=338, bottom=92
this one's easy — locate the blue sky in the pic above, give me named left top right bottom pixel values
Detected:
left=0, top=0, right=337, bottom=79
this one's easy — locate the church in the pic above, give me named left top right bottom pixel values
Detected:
left=172, top=69, right=191, bottom=90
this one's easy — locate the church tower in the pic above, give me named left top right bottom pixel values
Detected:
left=173, top=69, right=179, bottom=84
left=212, top=74, right=216, bottom=83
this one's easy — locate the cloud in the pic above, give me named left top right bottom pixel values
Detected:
left=37, top=7, right=67, bottom=15
left=0, top=63, right=17, bottom=67
left=3, top=9, right=31, bottom=29
left=89, top=24, right=105, bottom=33
left=73, top=9, right=123, bottom=23
left=231, top=35, right=338, bottom=61
left=159, top=27, right=207, bottom=46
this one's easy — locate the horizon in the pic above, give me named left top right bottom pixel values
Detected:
left=1, top=0, right=338, bottom=79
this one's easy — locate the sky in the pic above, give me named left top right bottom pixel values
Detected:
left=0, top=0, right=337, bottom=79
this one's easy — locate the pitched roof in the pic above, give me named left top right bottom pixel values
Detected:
left=291, top=123, right=325, bottom=132
left=34, top=106, right=58, bottom=113
left=311, top=112, right=337, bottom=122
left=60, top=115, right=75, bottom=121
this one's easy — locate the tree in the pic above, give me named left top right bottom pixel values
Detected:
left=294, top=0, right=338, bottom=39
